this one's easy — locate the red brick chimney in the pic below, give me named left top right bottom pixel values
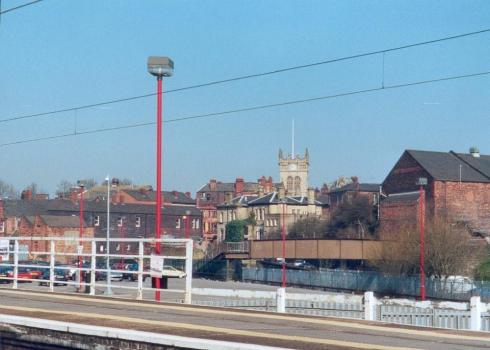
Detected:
left=185, top=192, right=191, bottom=198
left=267, top=176, right=273, bottom=193
left=209, top=179, right=217, bottom=191
left=235, top=177, right=244, bottom=195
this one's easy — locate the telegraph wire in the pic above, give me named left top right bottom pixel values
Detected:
left=1, top=69, right=489, bottom=147
left=1, top=27, right=489, bottom=124
left=0, top=0, right=43, bottom=14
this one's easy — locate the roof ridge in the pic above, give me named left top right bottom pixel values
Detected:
left=449, top=150, right=490, bottom=181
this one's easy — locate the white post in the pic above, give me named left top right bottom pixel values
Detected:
left=276, top=287, right=286, bottom=313
left=90, top=240, right=96, bottom=296
left=364, top=291, right=377, bottom=321
left=364, top=292, right=377, bottom=321
left=184, top=239, right=193, bottom=304
left=49, top=240, right=55, bottom=292
left=470, top=296, right=482, bottom=331
left=13, top=240, right=18, bottom=290
left=137, top=241, right=143, bottom=300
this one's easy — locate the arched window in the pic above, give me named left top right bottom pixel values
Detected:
left=287, top=176, right=293, bottom=192
left=294, top=176, right=301, bottom=195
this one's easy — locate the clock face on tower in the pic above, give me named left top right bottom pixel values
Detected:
left=288, top=163, right=297, bottom=171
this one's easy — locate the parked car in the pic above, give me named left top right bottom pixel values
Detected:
left=38, top=268, right=70, bottom=286
left=0, top=266, right=12, bottom=283
left=162, top=265, right=186, bottom=278
left=124, top=263, right=148, bottom=282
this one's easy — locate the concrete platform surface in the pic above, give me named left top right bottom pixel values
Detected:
left=0, top=288, right=488, bottom=350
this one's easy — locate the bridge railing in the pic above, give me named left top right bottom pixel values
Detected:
left=0, top=236, right=193, bottom=303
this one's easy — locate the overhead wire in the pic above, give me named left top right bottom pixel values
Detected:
left=1, top=27, right=489, bottom=124
left=1, top=69, right=489, bottom=147
left=0, top=0, right=43, bottom=14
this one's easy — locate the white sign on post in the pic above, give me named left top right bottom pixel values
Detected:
left=0, top=240, right=8, bottom=262
left=150, top=255, right=164, bottom=278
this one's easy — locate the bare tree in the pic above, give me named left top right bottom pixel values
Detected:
left=0, top=179, right=18, bottom=199
left=56, top=180, right=75, bottom=198
left=373, top=219, right=486, bottom=278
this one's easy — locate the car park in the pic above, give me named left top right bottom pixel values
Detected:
left=38, top=268, right=70, bottom=286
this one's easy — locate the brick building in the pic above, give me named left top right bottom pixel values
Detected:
left=197, top=176, right=276, bottom=241
left=380, top=148, right=490, bottom=240
left=328, top=177, right=381, bottom=212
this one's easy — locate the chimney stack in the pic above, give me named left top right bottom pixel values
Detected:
left=209, top=179, right=217, bottom=191
left=235, top=177, right=244, bottom=195
left=307, top=188, right=315, bottom=204
left=21, top=189, right=33, bottom=201
left=278, top=183, right=285, bottom=200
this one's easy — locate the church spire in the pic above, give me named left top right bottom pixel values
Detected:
left=291, top=118, right=295, bottom=159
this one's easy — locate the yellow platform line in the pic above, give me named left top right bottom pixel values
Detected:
left=0, top=289, right=487, bottom=344
left=0, top=304, right=419, bottom=350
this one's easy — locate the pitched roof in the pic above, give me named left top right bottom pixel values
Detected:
left=217, top=195, right=259, bottom=208
left=406, top=150, right=490, bottom=183
left=328, top=183, right=380, bottom=193
left=197, top=182, right=259, bottom=193
left=1, top=199, right=51, bottom=217
left=122, top=189, right=195, bottom=205
left=247, top=192, right=325, bottom=206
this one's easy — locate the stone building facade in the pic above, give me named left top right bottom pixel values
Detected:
left=278, top=148, right=309, bottom=196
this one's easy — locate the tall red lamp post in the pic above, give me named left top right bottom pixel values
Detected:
left=281, top=199, right=287, bottom=288
left=417, top=177, right=427, bottom=301
left=147, top=56, right=174, bottom=301
left=77, top=181, right=85, bottom=292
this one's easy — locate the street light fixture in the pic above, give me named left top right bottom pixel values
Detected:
left=281, top=198, right=287, bottom=289
left=147, top=56, right=173, bottom=302
left=416, top=177, right=427, bottom=301
left=185, top=209, right=191, bottom=240
left=105, top=175, right=114, bottom=295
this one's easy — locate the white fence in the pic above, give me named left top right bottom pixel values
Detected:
left=0, top=236, right=193, bottom=303
left=189, top=288, right=490, bottom=332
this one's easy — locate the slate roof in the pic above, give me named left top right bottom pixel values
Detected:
left=197, top=182, right=259, bottom=193
left=328, top=183, right=381, bottom=193
left=46, top=199, right=201, bottom=216
left=1, top=199, right=51, bottom=217
left=406, top=150, right=490, bottom=183
left=247, top=192, right=325, bottom=206
left=123, top=190, right=195, bottom=205
left=217, top=195, right=259, bottom=208
left=25, top=215, right=86, bottom=228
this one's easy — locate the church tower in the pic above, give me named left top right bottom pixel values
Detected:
left=278, top=148, right=309, bottom=197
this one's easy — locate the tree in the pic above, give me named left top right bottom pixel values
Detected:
left=327, top=195, right=377, bottom=238
left=120, top=178, right=133, bottom=186
left=225, top=220, right=246, bottom=242
left=79, top=178, right=97, bottom=190
left=56, top=180, right=75, bottom=198
left=374, top=220, right=486, bottom=278
left=288, top=216, right=328, bottom=239
left=0, top=179, right=18, bottom=199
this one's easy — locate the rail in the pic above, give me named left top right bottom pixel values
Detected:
left=0, top=236, right=193, bottom=303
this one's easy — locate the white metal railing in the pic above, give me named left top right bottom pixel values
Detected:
left=0, top=236, right=193, bottom=303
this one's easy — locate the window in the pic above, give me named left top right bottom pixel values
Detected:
left=287, top=176, right=293, bottom=192
left=135, top=216, right=141, bottom=228
left=0, top=221, right=4, bottom=233
left=99, top=245, right=104, bottom=252
left=116, top=244, right=121, bottom=251
left=94, top=215, right=100, bottom=226
left=192, top=219, right=196, bottom=229
left=294, top=176, right=301, bottom=195
left=219, top=212, right=223, bottom=223
left=176, top=218, right=181, bottom=229
left=117, top=217, right=123, bottom=227
left=274, top=219, right=278, bottom=226
left=196, top=219, right=200, bottom=229
left=126, top=244, right=131, bottom=251
left=201, top=193, right=207, bottom=199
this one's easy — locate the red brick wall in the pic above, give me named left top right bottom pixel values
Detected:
left=433, top=181, right=490, bottom=233
left=379, top=200, right=419, bottom=240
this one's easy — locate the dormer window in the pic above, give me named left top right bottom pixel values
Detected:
left=135, top=216, right=141, bottom=228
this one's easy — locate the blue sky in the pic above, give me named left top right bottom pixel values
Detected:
left=0, top=0, right=489, bottom=195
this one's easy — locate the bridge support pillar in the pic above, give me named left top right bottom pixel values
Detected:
left=276, top=287, right=286, bottom=313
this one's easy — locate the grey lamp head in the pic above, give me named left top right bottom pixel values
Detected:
left=147, top=56, right=174, bottom=77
